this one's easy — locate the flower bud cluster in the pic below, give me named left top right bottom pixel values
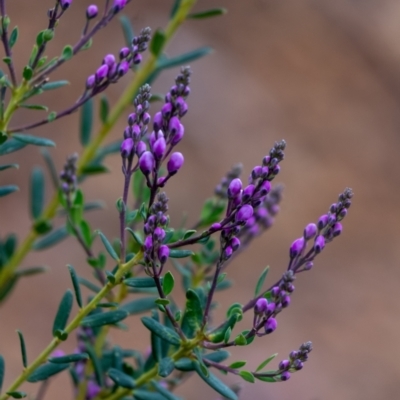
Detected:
left=60, top=153, right=78, bottom=195
left=214, top=163, right=243, bottom=199
left=143, top=193, right=170, bottom=271
left=86, top=27, right=151, bottom=92
left=277, top=341, right=313, bottom=381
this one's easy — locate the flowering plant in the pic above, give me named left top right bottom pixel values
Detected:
left=0, top=1, right=353, bottom=400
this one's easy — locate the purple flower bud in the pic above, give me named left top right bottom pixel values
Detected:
left=118, top=60, right=129, bottom=76
left=131, top=124, right=141, bottom=140
left=120, top=138, right=134, bottom=158
left=123, top=126, right=131, bottom=139
left=328, top=213, right=337, bottom=224
left=86, top=5, right=98, bottom=19
left=153, top=111, right=163, bottom=132
left=314, top=235, right=325, bottom=254
left=262, top=155, right=271, bottom=165
left=289, top=351, right=298, bottom=360
left=293, top=359, right=304, bottom=370
left=317, top=214, right=329, bottom=230
left=183, top=86, right=190, bottom=96
left=176, top=96, right=188, bottom=117
left=242, top=184, right=255, bottom=201
left=338, top=208, right=347, bottom=220
left=281, top=295, right=291, bottom=308
left=332, top=222, right=342, bottom=237
left=224, top=246, right=233, bottom=260
left=261, top=166, right=269, bottom=178
left=158, top=245, right=170, bottom=264
left=259, top=180, right=271, bottom=196
left=87, top=381, right=101, bottom=399
left=254, top=298, right=268, bottom=314
left=264, top=317, right=278, bottom=334
left=280, top=371, right=291, bottom=381
left=142, top=112, right=151, bottom=125
left=153, top=137, right=166, bottom=160
left=228, top=178, right=242, bottom=198
left=133, top=53, right=142, bottom=64
left=161, top=103, right=173, bottom=119
left=235, top=204, right=254, bottom=222
left=95, top=64, right=109, bottom=83
left=119, top=47, right=130, bottom=59
left=157, top=177, right=166, bottom=187
left=86, top=74, right=96, bottom=90
left=127, top=113, right=136, bottom=126
left=266, top=302, right=276, bottom=314
left=113, top=0, right=127, bottom=12
left=160, top=215, right=168, bottom=226
left=139, top=151, right=155, bottom=175
left=330, top=203, right=337, bottom=213
left=144, top=235, right=153, bottom=250
left=286, top=283, right=295, bottom=293
left=289, top=237, right=305, bottom=258
left=136, top=141, right=146, bottom=157
left=279, top=360, right=290, bottom=371
left=154, top=227, right=166, bottom=242
left=210, top=223, right=221, bottom=232
left=50, top=349, right=65, bottom=358
left=272, top=165, right=280, bottom=175
left=103, top=54, right=116, bottom=67
left=303, top=223, right=317, bottom=240
left=60, top=0, right=72, bottom=10
left=304, top=261, right=313, bottom=271
left=230, top=237, right=240, bottom=251
left=171, top=123, right=184, bottom=145
left=168, top=116, right=181, bottom=136
left=251, top=166, right=262, bottom=180
left=167, top=152, right=184, bottom=174
left=271, top=286, right=280, bottom=297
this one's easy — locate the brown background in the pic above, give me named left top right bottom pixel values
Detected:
left=1, top=1, right=400, bottom=399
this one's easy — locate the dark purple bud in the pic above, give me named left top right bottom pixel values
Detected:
left=113, top=0, right=127, bottom=12
left=133, top=53, right=142, bottom=64
left=328, top=214, right=337, bottom=224
left=242, top=184, right=255, bottom=201
left=183, top=86, right=190, bottom=96
left=176, top=97, right=188, bottom=117
left=117, top=60, right=129, bottom=76
left=157, top=177, right=166, bottom=187
left=153, top=137, right=166, bottom=160
left=142, top=112, right=151, bottom=125
left=289, top=237, right=305, bottom=258
left=266, top=302, right=276, bottom=314
left=262, top=155, right=271, bottom=166
left=210, top=223, right=221, bottom=232
left=245, top=216, right=256, bottom=228
left=144, top=235, right=153, bottom=250
left=120, top=138, right=134, bottom=158
left=103, top=54, right=116, bottom=67
left=330, top=203, right=337, bottom=213
left=279, top=360, right=290, bottom=371
left=338, top=208, right=347, bottom=220
left=272, top=165, right=280, bottom=175
left=158, top=245, right=170, bottom=264
left=148, top=215, right=156, bottom=226
left=332, top=222, right=342, bottom=237
left=160, top=215, right=168, bottom=226
left=264, top=317, right=278, bottom=334
left=230, top=237, right=240, bottom=251
left=289, top=351, right=298, bottom=360
left=254, top=298, right=268, bottom=314
left=86, top=5, right=98, bottom=19
left=86, top=74, right=96, bottom=90
left=168, top=116, right=181, bottom=136
left=286, top=283, right=295, bottom=293
left=127, top=113, right=136, bottom=126
left=224, top=246, right=233, bottom=260
left=293, top=360, right=304, bottom=370
left=167, top=152, right=184, bottom=174
left=228, top=178, right=242, bottom=198
left=281, top=295, right=291, bottom=308
left=251, top=166, right=262, bottom=179
left=139, top=151, right=155, bottom=175
left=136, top=141, right=146, bottom=157
left=261, top=166, right=269, bottom=178
left=143, top=223, right=151, bottom=235
left=280, top=371, right=291, bottom=381
left=153, top=227, right=166, bottom=242
left=304, top=261, right=313, bottom=271
left=153, top=112, right=163, bottom=131
left=271, top=286, right=280, bottom=297
left=119, top=47, right=130, bottom=59
left=161, top=103, right=173, bottom=119
left=50, top=349, right=65, bottom=358
left=317, top=214, right=329, bottom=230
left=171, top=123, right=184, bottom=145
left=259, top=180, right=271, bottom=196
left=131, top=124, right=141, bottom=140
left=235, top=204, right=254, bottom=222
left=60, top=0, right=72, bottom=10
left=123, top=126, right=131, bottom=139
left=303, top=223, right=317, bottom=240
left=95, top=64, right=109, bottom=83
left=314, top=235, right=325, bottom=254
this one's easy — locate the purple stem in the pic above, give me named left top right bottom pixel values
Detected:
left=203, top=358, right=238, bottom=375
left=120, top=162, right=133, bottom=263
left=0, top=0, right=17, bottom=86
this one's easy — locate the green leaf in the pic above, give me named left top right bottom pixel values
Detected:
left=16, top=330, right=27, bottom=368
left=254, top=266, right=269, bottom=297
left=67, top=264, right=82, bottom=308
left=79, top=219, right=92, bottom=248
left=151, top=380, right=182, bottom=400
left=229, top=361, right=246, bottom=369
left=81, top=310, right=128, bottom=328
left=204, top=351, right=230, bottom=363
left=126, top=227, right=143, bottom=245
left=61, top=45, right=73, bottom=60
left=162, top=272, right=174, bottom=296
left=22, top=66, right=32, bottom=80
left=48, top=353, right=88, bottom=364
left=188, top=8, right=227, bottom=19
left=0, top=355, right=4, bottom=392
left=20, top=104, right=48, bottom=111
left=119, top=15, right=134, bottom=47
left=255, top=353, right=278, bottom=372
left=134, top=390, right=166, bottom=400
left=155, top=298, right=170, bottom=306
left=234, top=333, right=247, bottom=346
left=80, top=164, right=109, bottom=175
left=9, top=26, right=19, bottom=48
left=12, top=133, right=55, bottom=147
left=224, top=327, right=232, bottom=344
left=181, top=289, right=203, bottom=338
left=30, top=167, right=45, bottom=219
left=169, top=249, right=194, bottom=258
left=239, top=370, right=255, bottom=383
left=124, top=277, right=157, bottom=288
left=33, top=219, right=52, bottom=235
left=78, top=277, right=101, bottom=293
left=208, top=313, right=238, bottom=343
left=120, top=297, right=157, bottom=315
left=47, top=111, right=57, bottom=122
left=27, top=363, right=69, bottom=382
left=86, top=344, right=103, bottom=386
left=99, top=95, right=109, bottom=124
left=0, top=138, right=26, bottom=155
left=97, top=230, right=119, bottom=261
left=182, top=230, right=196, bottom=240
left=194, top=363, right=237, bottom=400
left=150, top=29, right=166, bottom=57
left=52, top=290, right=73, bottom=337
left=108, top=368, right=136, bottom=389
left=157, top=47, right=213, bottom=70
left=6, top=392, right=27, bottom=399
left=42, top=80, right=69, bottom=91
left=15, top=266, right=47, bottom=278
left=158, top=357, right=174, bottom=378
left=141, top=316, right=180, bottom=345
left=32, top=226, right=68, bottom=250
left=254, top=374, right=279, bottom=383
left=174, top=357, right=195, bottom=371
left=80, top=98, right=93, bottom=147
left=0, top=185, right=19, bottom=197
left=0, top=163, right=18, bottom=171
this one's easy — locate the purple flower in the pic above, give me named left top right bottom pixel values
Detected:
left=230, top=236, right=240, bottom=251
left=153, top=112, right=163, bottom=131
left=280, top=371, right=291, bottom=381
left=136, top=141, right=146, bottom=157
left=154, top=227, right=166, bottom=242
left=133, top=53, right=142, bottom=64
left=161, top=103, right=173, bottom=119
left=254, top=298, right=268, bottom=314
left=144, top=235, right=153, bottom=251
left=317, top=214, right=329, bottom=230
left=168, top=116, right=181, bottom=136
left=87, top=381, right=101, bottom=399
left=158, top=245, right=170, bottom=264
left=332, top=222, right=342, bottom=237
left=289, top=237, right=305, bottom=258
left=314, top=235, right=325, bottom=254
left=210, top=223, right=221, bottom=232
left=264, top=317, right=277, bottom=334
left=293, top=360, right=304, bottom=370
left=86, top=5, right=98, bottom=19
left=303, top=223, right=317, bottom=240
left=228, top=178, right=242, bottom=198
left=86, top=74, right=95, bottom=90
left=281, top=295, right=291, bottom=308
left=119, top=47, right=130, bottom=59
left=95, top=64, right=109, bottom=83
left=242, top=184, right=255, bottom=201
left=223, top=246, right=233, bottom=260
left=120, top=138, right=134, bottom=158
left=153, top=137, right=166, bottom=160
left=103, top=54, right=116, bottom=67
left=235, top=204, right=254, bottom=222
left=304, top=261, right=313, bottom=270
left=176, top=96, right=188, bottom=117
left=167, top=152, right=184, bottom=174
left=259, top=180, right=271, bottom=196
left=139, top=151, right=155, bottom=175
left=117, top=60, right=129, bottom=77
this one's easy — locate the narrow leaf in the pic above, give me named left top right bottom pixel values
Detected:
left=229, top=361, right=246, bottom=369
left=181, top=289, right=203, bottom=338
left=169, top=249, right=194, bottom=258
left=32, top=226, right=68, bottom=250
left=0, top=163, right=18, bottom=171
left=27, top=363, right=69, bottom=382
left=0, top=185, right=19, bottom=197
left=108, top=368, right=136, bottom=389
left=239, top=370, right=255, bottom=383
left=126, top=227, right=143, bottom=245
left=61, top=45, right=73, bottom=60
left=48, top=353, right=88, bottom=364
left=6, top=392, right=27, bottom=398
left=188, top=8, right=227, bottom=19
left=203, top=351, right=230, bottom=364
left=99, top=95, right=109, bottom=124
left=254, top=266, right=269, bottom=297
left=157, top=47, right=213, bottom=70
left=9, top=26, right=19, bottom=48
left=124, top=277, right=157, bottom=288
left=158, top=357, right=174, bottom=378
left=16, top=266, right=47, bottom=277
left=40, top=149, right=59, bottom=187
left=141, top=316, right=180, bottom=345
left=151, top=380, right=182, bottom=400
left=67, top=264, right=82, bottom=308
left=255, top=353, right=278, bottom=372
left=77, top=277, right=101, bottom=293
left=30, top=167, right=45, bottom=219
left=0, top=355, right=5, bottom=391
left=162, top=272, right=174, bottom=296
left=16, top=330, right=27, bottom=368
left=52, top=290, right=73, bottom=336
left=0, top=138, right=26, bottom=155
left=20, top=104, right=48, bottom=111
left=12, top=133, right=55, bottom=147
left=41, top=80, right=69, bottom=91
left=170, top=0, right=182, bottom=18
left=80, top=310, right=128, bottom=327
left=120, top=297, right=157, bottom=315
left=80, top=98, right=93, bottom=146
left=86, top=344, right=103, bottom=386
left=150, top=29, right=166, bottom=57
left=97, top=230, right=119, bottom=261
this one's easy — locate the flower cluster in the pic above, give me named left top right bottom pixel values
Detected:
left=60, top=153, right=78, bottom=195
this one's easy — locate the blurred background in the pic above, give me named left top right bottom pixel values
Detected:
left=1, top=1, right=400, bottom=399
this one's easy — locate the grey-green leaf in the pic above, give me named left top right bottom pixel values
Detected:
left=27, top=363, right=69, bottom=382
left=169, top=249, right=194, bottom=258
left=42, top=80, right=69, bottom=91
left=80, top=98, right=93, bottom=147
left=151, top=380, right=182, bottom=400
left=32, top=226, right=68, bottom=250
left=16, top=330, right=27, bottom=368
left=52, top=290, right=73, bottom=336
left=0, top=185, right=19, bottom=197
left=30, top=167, right=45, bottom=219
left=255, top=353, right=278, bottom=372
left=158, top=357, right=174, bottom=378
left=0, top=163, right=18, bottom=171
left=97, top=230, right=119, bottom=261
left=48, top=353, right=88, bottom=364
left=120, top=297, right=157, bottom=315
left=9, top=26, right=19, bottom=48
left=99, top=95, right=109, bottom=124
left=141, top=316, right=180, bottom=345
left=0, top=355, right=5, bottom=391
left=162, top=272, right=174, bottom=296
left=124, top=277, right=157, bottom=288
left=157, top=47, right=213, bottom=70
left=119, top=15, right=134, bottom=47
left=12, top=133, right=55, bottom=147
left=0, top=138, right=26, bottom=155
left=150, top=29, right=166, bottom=57
left=188, top=8, right=227, bottom=19
left=108, top=367, right=136, bottom=389
left=81, top=310, right=128, bottom=327
left=254, top=266, right=269, bottom=297
left=67, top=264, right=82, bottom=308
left=6, top=392, right=27, bottom=398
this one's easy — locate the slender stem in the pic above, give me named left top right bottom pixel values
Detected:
left=119, top=168, right=132, bottom=263
left=0, top=0, right=17, bottom=87
left=35, top=379, right=50, bottom=400
left=202, top=259, right=223, bottom=329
